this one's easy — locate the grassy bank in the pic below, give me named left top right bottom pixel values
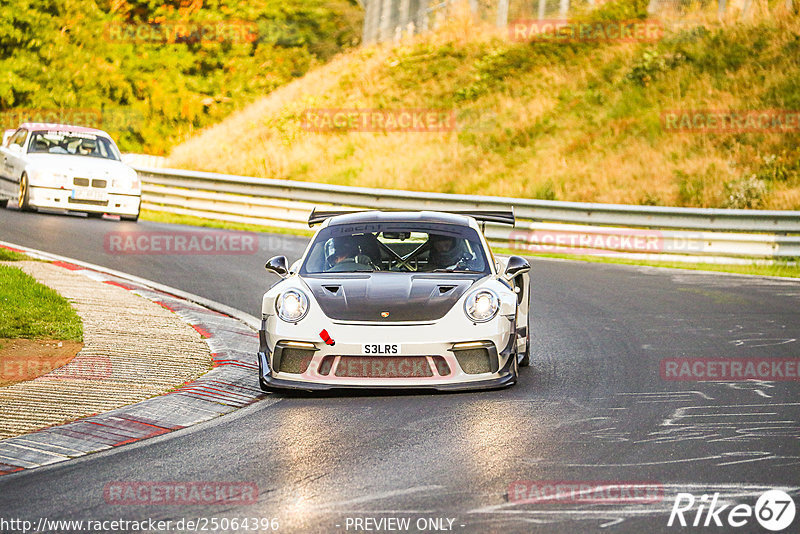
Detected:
left=168, top=0, right=800, bottom=210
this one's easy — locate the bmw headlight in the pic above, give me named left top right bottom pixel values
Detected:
left=29, top=168, right=69, bottom=186
left=464, top=289, right=499, bottom=323
left=276, top=290, right=309, bottom=322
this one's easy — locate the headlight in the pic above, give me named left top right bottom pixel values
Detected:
left=112, top=171, right=139, bottom=191
left=27, top=168, right=66, bottom=185
left=276, top=290, right=309, bottom=322
left=464, top=289, right=499, bottom=323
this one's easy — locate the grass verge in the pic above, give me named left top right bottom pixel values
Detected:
left=493, top=247, right=800, bottom=278
left=141, top=209, right=315, bottom=237
left=0, top=265, right=83, bottom=341
left=0, top=248, right=32, bottom=261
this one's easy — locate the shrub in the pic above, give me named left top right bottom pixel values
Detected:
left=722, top=175, right=767, bottom=208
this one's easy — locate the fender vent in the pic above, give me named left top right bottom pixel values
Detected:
left=438, top=285, right=457, bottom=294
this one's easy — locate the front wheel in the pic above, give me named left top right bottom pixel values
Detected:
left=18, top=174, right=35, bottom=212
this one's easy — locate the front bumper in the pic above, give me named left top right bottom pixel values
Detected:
left=28, top=185, right=140, bottom=216
left=257, top=317, right=519, bottom=392
left=258, top=351, right=517, bottom=392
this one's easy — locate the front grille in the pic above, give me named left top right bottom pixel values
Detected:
left=318, top=356, right=334, bottom=376
left=67, top=198, right=108, bottom=206
left=92, top=179, right=107, bottom=188
left=454, top=348, right=492, bottom=374
left=333, top=356, right=433, bottom=378
left=73, top=177, right=90, bottom=187
left=277, top=348, right=314, bottom=374
left=431, top=356, right=451, bottom=376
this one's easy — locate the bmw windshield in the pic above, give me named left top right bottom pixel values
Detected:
left=27, top=130, right=121, bottom=161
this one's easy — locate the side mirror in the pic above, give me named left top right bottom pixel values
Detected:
left=504, top=256, right=530, bottom=278
left=265, top=255, right=289, bottom=278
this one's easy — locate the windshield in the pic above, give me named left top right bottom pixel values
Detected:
left=27, top=131, right=121, bottom=161
left=301, top=222, right=490, bottom=274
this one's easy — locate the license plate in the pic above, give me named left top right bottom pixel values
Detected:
left=71, top=188, right=107, bottom=202
left=362, top=343, right=401, bottom=355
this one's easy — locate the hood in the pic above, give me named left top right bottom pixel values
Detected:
left=304, top=272, right=483, bottom=322
left=26, top=154, right=132, bottom=177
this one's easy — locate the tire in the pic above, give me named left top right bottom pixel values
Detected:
left=519, top=334, right=531, bottom=367
left=18, top=174, right=35, bottom=212
left=0, top=199, right=8, bottom=209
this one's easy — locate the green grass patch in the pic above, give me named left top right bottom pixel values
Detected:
left=0, top=248, right=31, bottom=261
left=493, top=246, right=800, bottom=278
left=0, top=265, right=83, bottom=341
left=140, top=209, right=314, bottom=237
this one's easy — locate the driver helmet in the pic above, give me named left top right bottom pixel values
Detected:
left=79, top=139, right=96, bottom=154
left=325, top=236, right=358, bottom=267
left=430, top=234, right=467, bottom=267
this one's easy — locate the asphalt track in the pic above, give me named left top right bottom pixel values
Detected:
left=0, top=206, right=798, bottom=533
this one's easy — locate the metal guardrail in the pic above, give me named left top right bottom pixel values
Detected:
left=134, top=166, right=800, bottom=263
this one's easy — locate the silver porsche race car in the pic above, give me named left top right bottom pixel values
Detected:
left=257, top=209, right=531, bottom=392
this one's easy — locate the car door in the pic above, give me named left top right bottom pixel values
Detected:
left=0, top=129, right=28, bottom=194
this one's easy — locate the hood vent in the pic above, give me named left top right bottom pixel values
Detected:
left=322, top=285, right=341, bottom=295
left=438, top=285, right=457, bottom=295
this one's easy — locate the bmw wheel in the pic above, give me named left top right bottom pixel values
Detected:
left=18, top=174, right=34, bottom=212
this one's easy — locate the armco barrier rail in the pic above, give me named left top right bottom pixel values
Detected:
left=133, top=166, right=800, bottom=263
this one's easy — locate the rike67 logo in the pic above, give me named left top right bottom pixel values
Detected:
left=668, top=490, right=796, bottom=531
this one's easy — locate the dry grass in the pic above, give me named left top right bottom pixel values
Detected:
left=167, top=2, right=800, bottom=209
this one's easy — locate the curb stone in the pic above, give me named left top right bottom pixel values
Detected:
left=0, top=243, right=265, bottom=476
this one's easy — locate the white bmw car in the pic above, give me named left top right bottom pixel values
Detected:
left=0, top=123, right=141, bottom=221
left=258, top=209, right=531, bottom=392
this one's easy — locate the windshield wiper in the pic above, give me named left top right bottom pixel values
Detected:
left=431, top=269, right=482, bottom=273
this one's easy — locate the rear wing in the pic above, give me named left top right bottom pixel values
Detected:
left=307, top=207, right=515, bottom=227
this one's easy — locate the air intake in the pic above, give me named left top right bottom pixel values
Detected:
left=454, top=348, right=492, bottom=374
left=278, top=348, right=314, bottom=374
